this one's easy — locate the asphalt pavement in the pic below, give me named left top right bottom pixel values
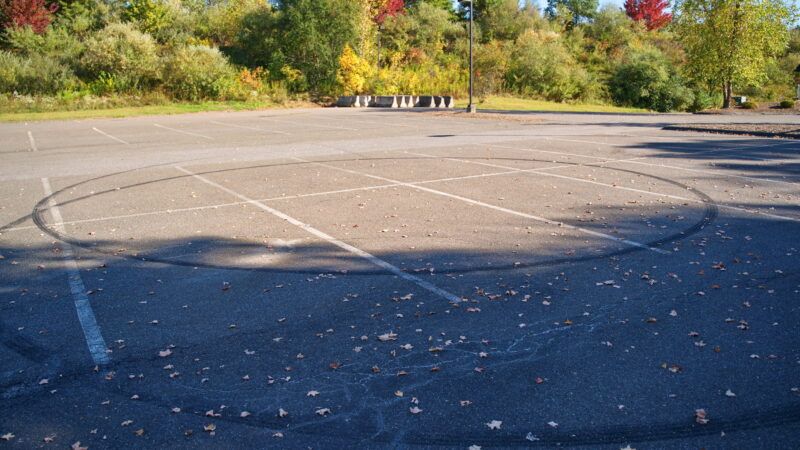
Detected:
left=0, top=108, right=799, bottom=449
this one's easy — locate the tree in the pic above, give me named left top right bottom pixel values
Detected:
left=336, top=43, right=371, bottom=94
left=277, top=0, right=361, bottom=95
left=675, top=0, right=795, bottom=108
left=624, top=0, right=672, bottom=30
left=545, top=0, right=598, bottom=27
left=0, top=0, right=58, bottom=33
left=477, top=0, right=541, bottom=42
left=374, top=0, right=404, bottom=24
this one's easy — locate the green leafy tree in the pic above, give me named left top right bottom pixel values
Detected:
left=121, top=0, right=172, bottom=37
left=276, top=0, right=361, bottom=96
left=476, top=0, right=541, bottom=42
left=545, top=0, right=599, bottom=27
left=675, top=0, right=795, bottom=108
left=610, top=45, right=694, bottom=111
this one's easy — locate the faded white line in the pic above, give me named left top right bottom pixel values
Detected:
left=542, top=135, right=796, bottom=152
left=314, top=116, right=413, bottom=128
left=208, top=120, right=291, bottom=135
left=41, top=178, right=110, bottom=365
left=175, top=166, right=463, bottom=303
left=490, top=143, right=800, bottom=186
left=2, top=183, right=402, bottom=233
left=154, top=123, right=214, bottom=140
left=267, top=118, right=359, bottom=131
left=92, top=127, right=129, bottom=145
left=294, top=157, right=671, bottom=255
left=27, top=131, right=37, bottom=152
left=421, top=152, right=800, bottom=224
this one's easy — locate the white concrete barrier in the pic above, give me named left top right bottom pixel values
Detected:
left=337, top=95, right=454, bottom=108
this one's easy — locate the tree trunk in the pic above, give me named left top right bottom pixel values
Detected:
left=722, top=81, right=732, bottom=109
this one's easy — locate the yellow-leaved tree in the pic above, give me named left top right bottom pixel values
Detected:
left=337, top=44, right=372, bottom=95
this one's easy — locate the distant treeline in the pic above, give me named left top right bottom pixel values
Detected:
left=0, top=0, right=797, bottom=111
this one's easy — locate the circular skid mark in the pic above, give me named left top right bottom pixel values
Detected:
left=27, top=156, right=718, bottom=275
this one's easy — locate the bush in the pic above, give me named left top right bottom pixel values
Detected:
left=0, top=51, right=78, bottom=94
left=81, top=23, right=160, bottom=91
left=0, top=51, right=23, bottom=93
left=475, top=40, right=511, bottom=99
left=741, top=101, right=758, bottom=109
left=779, top=99, right=795, bottom=108
left=161, top=45, right=237, bottom=100
left=688, top=89, right=718, bottom=112
left=610, top=46, right=694, bottom=112
left=506, top=30, right=592, bottom=102
left=5, top=25, right=84, bottom=68
left=336, top=44, right=371, bottom=95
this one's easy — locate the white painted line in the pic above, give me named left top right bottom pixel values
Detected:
left=543, top=137, right=625, bottom=147
left=154, top=123, right=214, bottom=140
left=542, top=135, right=796, bottom=152
left=490, top=143, right=800, bottom=186
left=175, top=166, right=463, bottom=303
left=423, top=152, right=800, bottom=224
left=294, top=157, right=671, bottom=255
left=315, top=116, right=413, bottom=128
left=92, top=127, right=129, bottom=145
left=2, top=182, right=403, bottom=233
left=267, top=118, right=359, bottom=131
left=613, top=158, right=799, bottom=186
left=208, top=120, right=291, bottom=135
left=41, top=178, right=110, bottom=365
left=27, top=131, right=37, bottom=152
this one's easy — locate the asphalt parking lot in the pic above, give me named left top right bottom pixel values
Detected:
left=0, top=108, right=799, bottom=448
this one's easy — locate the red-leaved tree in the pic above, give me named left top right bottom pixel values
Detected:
left=624, top=0, right=672, bottom=30
left=0, top=0, right=59, bottom=34
left=374, top=0, right=404, bottom=25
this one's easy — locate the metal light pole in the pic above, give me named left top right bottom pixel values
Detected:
left=467, top=0, right=476, bottom=113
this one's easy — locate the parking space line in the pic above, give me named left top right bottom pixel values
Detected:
left=2, top=182, right=403, bottom=233
left=267, top=118, right=359, bottom=131
left=27, top=131, right=37, bottom=152
left=414, top=152, right=800, bottom=224
left=40, top=178, right=110, bottom=365
left=293, top=157, right=671, bottom=255
left=208, top=120, right=291, bottom=135
left=490, top=143, right=800, bottom=186
left=314, top=116, right=414, bottom=128
left=154, top=124, right=214, bottom=140
left=92, top=127, right=129, bottom=145
left=174, top=166, right=463, bottom=303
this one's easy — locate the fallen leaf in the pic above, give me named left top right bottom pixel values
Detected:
left=695, top=409, right=709, bottom=424
left=486, top=420, right=502, bottom=430
left=378, top=332, right=398, bottom=342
